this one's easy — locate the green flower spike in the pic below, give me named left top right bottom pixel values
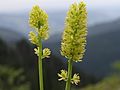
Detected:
left=29, top=5, right=49, bottom=40
left=59, top=1, right=87, bottom=90
left=29, top=5, right=48, bottom=29
left=29, top=5, right=51, bottom=90
left=61, top=1, right=87, bottom=62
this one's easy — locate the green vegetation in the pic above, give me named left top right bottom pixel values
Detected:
left=0, top=65, right=30, bottom=90
left=112, top=60, right=120, bottom=71
left=73, top=75, right=120, bottom=90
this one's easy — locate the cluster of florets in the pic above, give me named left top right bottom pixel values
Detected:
left=61, top=2, right=87, bottom=62
left=29, top=5, right=51, bottom=58
left=58, top=70, right=80, bottom=85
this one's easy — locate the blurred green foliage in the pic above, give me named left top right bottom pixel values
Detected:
left=0, top=65, right=30, bottom=90
left=72, top=75, right=120, bottom=90
left=112, top=60, right=120, bottom=71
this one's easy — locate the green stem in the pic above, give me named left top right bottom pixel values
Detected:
left=65, top=59, right=73, bottom=90
left=38, top=36, right=44, bottom=90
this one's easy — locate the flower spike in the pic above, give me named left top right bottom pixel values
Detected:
left=28, top=5, right=51, bottom=90
left=61, top=1, right=87, bottom=62
left=29, top=5, right=49, bottom=40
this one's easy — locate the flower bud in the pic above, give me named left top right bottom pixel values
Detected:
left=34, top=47, right=39, bottom=56
left=58, top=70, right=68, bottom=81
left=71, top=74, right=80, bottom=85
left=42, top=48, right=51, bottom=59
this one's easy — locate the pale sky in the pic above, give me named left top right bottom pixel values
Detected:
left=0, top=0, right=120, bottom=13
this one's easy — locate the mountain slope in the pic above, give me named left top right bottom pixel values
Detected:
left=0, top=27, right=24, bottom=45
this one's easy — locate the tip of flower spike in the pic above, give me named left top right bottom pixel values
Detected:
left=29, top=5, right=48, bottom=29
left=31, top=5, right=39, bottom=10
left=29, top=5, right=49, bottom=41
left=79, top=1, right=86, bottom=6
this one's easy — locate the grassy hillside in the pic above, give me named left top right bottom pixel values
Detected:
left=73, top=75, right=120, bottom=90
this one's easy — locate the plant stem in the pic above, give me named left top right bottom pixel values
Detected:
left=38, top=36, right=44, bottom=90
left=65, top=59, right=73, bottom=90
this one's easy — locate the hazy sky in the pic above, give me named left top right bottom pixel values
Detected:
left=0, top=0, right=120, bottom=13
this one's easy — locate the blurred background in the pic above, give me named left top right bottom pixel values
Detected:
left=0, top=0, right=120, bottom=90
